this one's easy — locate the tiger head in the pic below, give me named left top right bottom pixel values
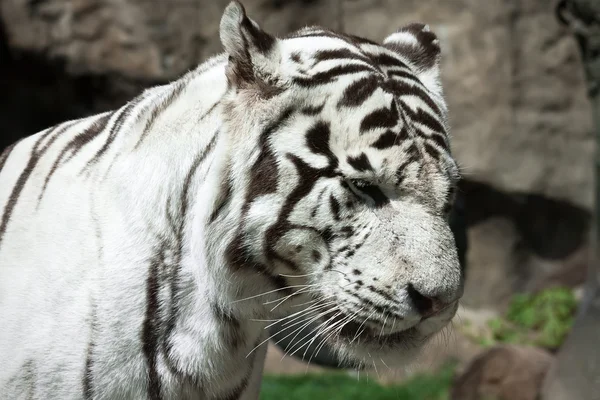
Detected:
left=216, top=1, right=463, bottom=368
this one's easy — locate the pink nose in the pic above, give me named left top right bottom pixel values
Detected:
left=407, top=284, right=451, bottom=319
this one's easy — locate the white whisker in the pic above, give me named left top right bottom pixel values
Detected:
left=231, top=284, right=311, bottom=304
left=349, top=309, right=377, bottom=345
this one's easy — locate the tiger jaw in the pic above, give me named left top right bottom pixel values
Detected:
left=315, top=298, right=458, bottom=349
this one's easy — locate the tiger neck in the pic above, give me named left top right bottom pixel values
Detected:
left=128, top=61, right=275, bottom=383
left=162, top=67, right=288, bottom=324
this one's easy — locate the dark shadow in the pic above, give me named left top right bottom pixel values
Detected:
left=0, top=18, right=156, bottom=153
left=460, top=179, right=591, bottom=260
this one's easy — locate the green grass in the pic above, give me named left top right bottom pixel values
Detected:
left=260, top=363, right=455, bottom=400
left=486, top=287, right=578, bottom=349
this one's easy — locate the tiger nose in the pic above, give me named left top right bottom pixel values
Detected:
left=407, top=283, right=452, bottom=319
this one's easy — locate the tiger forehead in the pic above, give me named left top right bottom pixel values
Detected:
left=273, top=27, right=454, bottom=186
left=283, top=34, right=411, bottom=77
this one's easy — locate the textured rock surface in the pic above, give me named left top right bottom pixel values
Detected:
left=460, top=180, right=591, bottom=308
left=0, top=0, right=337, bottom=80
left=451, top=344, right=554, bottom=400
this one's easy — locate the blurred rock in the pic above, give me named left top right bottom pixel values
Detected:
left=463, top=217, right=520, bottom=308
left=0, top=0, right=337, bottom=80
left=460, top=180, right=591, bottom=308
left=451, top=344, right=554, bottom=400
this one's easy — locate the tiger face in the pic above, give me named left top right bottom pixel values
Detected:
left=219, top=2, right=463, bottom=367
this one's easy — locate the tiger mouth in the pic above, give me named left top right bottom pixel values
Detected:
left=321, top=310, right=420, bottom=346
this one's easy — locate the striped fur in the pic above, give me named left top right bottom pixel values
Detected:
left=0, top=2, right=463, bottom=399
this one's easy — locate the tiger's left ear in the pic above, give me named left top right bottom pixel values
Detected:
left=219, top=1, right=280, bottom=88
left=383, top=24, right=442, bottom=94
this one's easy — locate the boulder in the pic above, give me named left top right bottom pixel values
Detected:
left=460, top=180, right=591, bottom=308
left=451, top=344, right=554, bottom=400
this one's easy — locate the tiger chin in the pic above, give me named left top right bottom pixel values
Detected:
left=0, top=1, right=463, bottom=399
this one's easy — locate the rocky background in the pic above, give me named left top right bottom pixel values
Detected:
left=1, top=0, right=595, bottom=399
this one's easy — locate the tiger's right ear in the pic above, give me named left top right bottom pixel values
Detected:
left=219, top=1, right=279, bottom=88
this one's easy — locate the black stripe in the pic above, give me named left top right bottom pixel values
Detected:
left=386, top=26, right=440, bottom=70
left=246, top=148, right=278, bottom=199
left=142, top=251, right=162, bottom=400
left=83, top=304, right=97, bottom=400
left=305, top=121, right=338, bottom=169
left=360, top=102, right=399, bottom=133
left=382, top=80, right=441, bottom=115
left=404, top=107, right=446, bottom=137
left=38, top=114, right=111, bottom=204
left=209, top=177, right=233, bottom=224
left=329, top=194, right=341, bottom=221
left=286, top=30, right=378, bottom=46
left=226, top=233, right=252, bottom=272
left=310, top=188, right=326, bottom=219
left=178, top=135, right=218, bottom=227
left=354, top=184, right=389, bottom=208
left=373, top=53, right=411, bottom=69
left=424, top=142, right=442, bottom=160
left=337, top=76, right=379, bottom=108
left=431, top=132, right=448, bottom=150
left=337, top=245, right=350, bottom=254
left=367, top=285, right=398, bottom=304
left=0, top=141, right=18, bottom=174
left=418, top=129, right=448, bottom=151
left=394, top=158, right=415, bottom=185
left=265, top=155, right=338, bottom=269
left=245, top=108, right=295, bottom=207
left=20, top=360, right=36, bottom=399
left=37, top=122, right=75, bottom=154
left=210, top=302, right=243, bottom=350
left=134, top=82, right=187, bottom=150
left=294, top=64, right=374, bottom=87
left=340, top=226, right=354, bottom=238
left=84, top=100, right=139, bottom=170
left=240, top=14, right=275, bottom=54
left=0, top=124, right=69, bottom=249
left=301, top=103, right=325, bottom=115
left=343, top=289, right=393, bottom=315
left=313, top=48, right=377, bottom=69
left=225, top=232, right=290, bottom=292
left=63, top=114, right=112, bottom=164
left=371, top=130, right=402, bottom=149
left=345, top=33, right=379, bottom=46
left=163, top=133, right=219, bottom=378
left=387, top=69, right=424, bottom=86
left=347, top=153, right=373, bottom=172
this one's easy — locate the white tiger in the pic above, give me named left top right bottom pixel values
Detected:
left=0, top=2, right=463, bottom=399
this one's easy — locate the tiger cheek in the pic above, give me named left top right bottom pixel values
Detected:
left=271, top=228, right=330, bottom=271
